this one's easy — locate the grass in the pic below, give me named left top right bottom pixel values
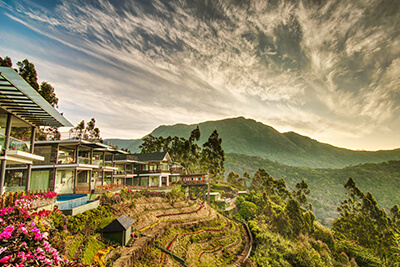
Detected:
left=81, top=234, right=106, bottom=265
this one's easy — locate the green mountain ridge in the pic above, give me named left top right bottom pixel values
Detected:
left=106, top=116, right=400, bottom=168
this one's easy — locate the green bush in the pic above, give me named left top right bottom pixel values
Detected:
left=68, top=205, right=112, bottom=234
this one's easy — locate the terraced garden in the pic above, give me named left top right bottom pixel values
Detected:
left=105, top=192, right=248, bottom=266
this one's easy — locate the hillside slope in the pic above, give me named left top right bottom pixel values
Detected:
left=152, top=117, right=400, bottom=168
left=106, top=116, right=400, bottom=168
left=226, top=153, right=400, bottom=224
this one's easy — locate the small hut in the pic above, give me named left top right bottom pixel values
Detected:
left=101, top=215, right=136, bottom=246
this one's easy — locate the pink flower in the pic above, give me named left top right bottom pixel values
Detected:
left=34, top=233, right=42, bottom=241
left=20, top=226, right=28, bottom=234
left=0, top=254, right=12, bottom=263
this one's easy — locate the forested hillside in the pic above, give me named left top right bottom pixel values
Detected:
left=226, top=153, right=400, bottom=225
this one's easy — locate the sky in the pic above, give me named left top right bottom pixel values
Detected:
left=0, top=0, right=399, bottom=151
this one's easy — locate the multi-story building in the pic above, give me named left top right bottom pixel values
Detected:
left=28, top=139, right=124, bottom=194
left=107, top=152, right=173, bottom=187
left=0, top=67, right=72, bottom=193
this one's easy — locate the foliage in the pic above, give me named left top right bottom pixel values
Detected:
left=333, top=178, right=400, bottom=264
left=168, top=184, right=185, bottom=206
left=202, top=130, right=225, bottom=181
left=226, top=171, right=245, bottom=189
left=17, top=59, right=39, bottom=91
left=226, top=153, right=400, bottom=225
left=69, top=118, right=102, bottom=142
left=237, top=201, right=258, bottom=221
left=0, top=195, right=86, bottom=266
left=0, top=56, right=12, bottom=67
left=67, top=205, right=112, bottom=234
left=140, top=127, right=225, bottom=177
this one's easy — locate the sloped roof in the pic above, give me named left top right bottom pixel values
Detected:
left=0, top=67, right=72, bottom=127
left=102, top=215, right=136, bottom=233
left=131, top=152, right=170, bottom=162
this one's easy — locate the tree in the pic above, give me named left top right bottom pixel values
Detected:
left=333, top=178, right=398, bottom=261
left=17, top=59, right=39, bottom=91
left=39, top=82, right=59, bottom=107
left=139, top=128, right=203, bottom=174
left=243, top=172, right=251, bottom=189
left=69, top=118, right=102, bottom=142
left=3, top=57, right=61, bottom=141
left=292, top=180, right=312, bottom=210
left=226, top=171, right=244, bottom=189
left=0, top=56, right=12, bottom=67
left=201, top=130, right=225, bottom=181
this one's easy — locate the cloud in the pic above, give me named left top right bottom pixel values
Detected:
left=1, top=0, right=400, bottom=149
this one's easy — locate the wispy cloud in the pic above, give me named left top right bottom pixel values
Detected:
left=1, top=0, right=400, bottom=149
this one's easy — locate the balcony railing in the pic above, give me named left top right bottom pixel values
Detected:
left=137, top=168, right=170, bottom=174
left=0, top=134, right=30, bottom=153
left=78, top=157, right=91, bottom=164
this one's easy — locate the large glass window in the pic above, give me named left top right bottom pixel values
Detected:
left=78, top=150, right=91, bottom=164
left=58, top=146, right=75, bottom=164
left=5, top=169, right=27, bottom=192
left=77, top=171, right=88, bottom=183
left=55, top=170, right=74, bottom=194
left=92, top=153, right=102, bottom=166
left=30, top=170, right=49, bottom=191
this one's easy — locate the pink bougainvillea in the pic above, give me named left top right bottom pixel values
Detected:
left=0, top=192, right=85, bottom=266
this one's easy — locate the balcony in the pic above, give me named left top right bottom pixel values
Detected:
left=137, top=168, right=170, bottom=174
left=0, top=134, right=30, bottom=154
left=77, top=157, right=91, bottom=164
left=0, top=134, right=43, bottom=164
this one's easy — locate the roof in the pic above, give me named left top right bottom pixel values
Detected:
left=102, top=215, right=136, bottom=233
left=0, top=67, right=72, bottom=127
left=131, top=152, right=170, bottom=162
left=35, top=139, right=123, bottom=152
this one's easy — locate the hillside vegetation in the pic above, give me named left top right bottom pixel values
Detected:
left=235, top=171, right=400, bottom=266
left=106, top=117, right=400, bottom=168
left=227, top=153, right=400, bottom=225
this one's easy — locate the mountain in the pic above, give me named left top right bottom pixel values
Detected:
left=151, top=117, right=400, bottom=168
left=104, top=138, right=142, bottom=153
left=106, top=117, right=400, bottom=168
left=226, top=153, right=400, bottom=225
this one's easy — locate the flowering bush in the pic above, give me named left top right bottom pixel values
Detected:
left=0, top=196, right=85, bottom=266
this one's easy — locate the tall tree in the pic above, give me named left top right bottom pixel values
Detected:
left=201, top=130, right=225, bottom=181
left=39, top=82, right=59, bottom=107
left=333, top=178, right=398, bottom=261
left=17, top=59, right=39, bottom=91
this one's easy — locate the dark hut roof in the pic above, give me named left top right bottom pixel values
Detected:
left=101, top=215, right=136, bottom=233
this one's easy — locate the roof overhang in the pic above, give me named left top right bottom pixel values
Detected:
left=31, top=163, right=98, bottom=170
left=0, top=150, right=44, bottom=164
left=0, top=67, right=72, bottom=127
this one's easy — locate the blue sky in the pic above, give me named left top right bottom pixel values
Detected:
left=1, top=0, right=399, bottom=150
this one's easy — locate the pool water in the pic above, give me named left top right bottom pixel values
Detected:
left=56, top=194, right=88, bottom=210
